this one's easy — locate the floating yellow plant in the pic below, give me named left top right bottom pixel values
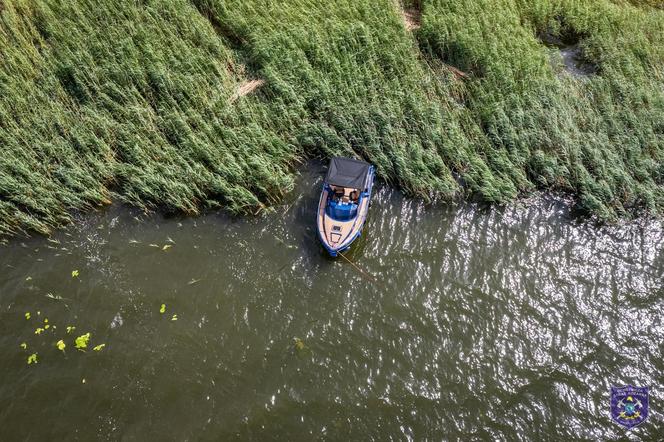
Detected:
left=160, top=304, right=166, bottom=314
left=56, top=340, right=66, bottom=351
left=27, top=353, right=38, bottom=365
left=71, top=269, right=79, bottom=278
left=66, top=326, right=76, bottom=334
left=74, top=333, right=91, bottom=350
left=171, top=314, right=178, bottom=321
left=35, top=327, right=44, bottom=335
left=293, top=337, right=305, bottom=351
left=93, top=344, right=105, bottom=351
left=25, top=312, right=30, bottom=320
left=20, top=342, right=27, bottom=349
left=162, top=244, right=172, bottom=251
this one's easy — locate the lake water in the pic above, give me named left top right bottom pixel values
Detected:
left=1, top=163, right=662, bottom=440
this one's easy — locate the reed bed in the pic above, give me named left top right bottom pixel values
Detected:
left=1, top=0, right=662, bottom=235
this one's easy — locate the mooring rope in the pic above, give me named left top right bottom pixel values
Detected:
left=338, top=251, right=379, bottom=284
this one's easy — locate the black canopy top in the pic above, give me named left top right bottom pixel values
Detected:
left=325, top=157, right=371, bottom=189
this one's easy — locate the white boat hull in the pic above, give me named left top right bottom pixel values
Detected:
left=317, top=188, right=370, bottom=256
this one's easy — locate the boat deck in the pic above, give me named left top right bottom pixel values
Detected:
left=317, top=188, right=370, bottom=254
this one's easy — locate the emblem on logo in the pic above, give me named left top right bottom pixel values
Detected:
left=610, top=385, right=649, bottom=429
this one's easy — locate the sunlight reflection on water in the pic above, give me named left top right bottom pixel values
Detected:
left=0, top=164, right=662, bottom=439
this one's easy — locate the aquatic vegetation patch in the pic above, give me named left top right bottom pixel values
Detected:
left=20, top=294, right=180, bottom=368
left=20, top=297, right=182, bottom=367
left=74, top=333, right=91, bottom=350
left=418, top=0, right=664, bottom=217
left=22, top=309, right=105, bottom=365
left=293, top=337, right=306, bottom=351
left=0, top=0, right=663, bottom=233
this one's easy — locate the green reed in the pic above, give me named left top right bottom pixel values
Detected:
left=0, top=0, right=662, bottom=235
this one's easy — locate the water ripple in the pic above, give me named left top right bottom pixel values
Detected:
left=0, top=166, right=662, bottom=439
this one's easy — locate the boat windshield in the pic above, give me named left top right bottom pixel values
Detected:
left=326, top=199, right=358, bottom=221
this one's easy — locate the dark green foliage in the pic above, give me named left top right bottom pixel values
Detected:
left=419, top=0, right=664, bottom=217
left=0, top=0, right=663, bottom=235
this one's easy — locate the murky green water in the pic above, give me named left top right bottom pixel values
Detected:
left=1, top=164, right=662, bottom=440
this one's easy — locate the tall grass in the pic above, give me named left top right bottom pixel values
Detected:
left=1, top=0, right=663, bottom=235
left=419, top=0, right=664, bottom=218
left=0, top=0, right=299, bottom=235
